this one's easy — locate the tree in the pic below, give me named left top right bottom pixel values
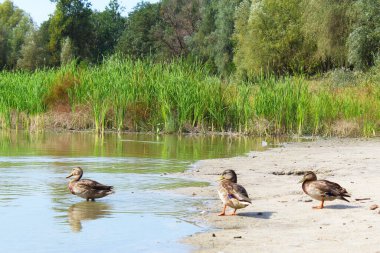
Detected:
left=17, top=20, right=52, bottom=70
left=186, top=0, right=217, bottom=72
left=154, top=0, right=201, bottom=58
left=17, top=26, right=51, bottom=70
left=116, top=2, right=161, bottom=59
left=347, top=0, right=380, bottom=70
left=49, top=0, right=94, bottom=64
left=91, top=0, right=126, bottom=61
left=188, top=0, right=243, bottom=76
left=0, top=0, right=33, bottom=69
left=212, top=0, right=243, bottom=76
left=233, top=0, right=312, bottom=78
left=60, top=37, right=74, bottom=65
left=302, top=0, right=353, bottom=71
left=232, top=0, right=252, bottom=79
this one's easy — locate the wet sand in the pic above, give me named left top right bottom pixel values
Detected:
left=177, top=138, right=380, bottom=253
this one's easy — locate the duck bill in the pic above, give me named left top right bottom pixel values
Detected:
left=298, top=178, right=305, bottom=183
left=217, top=175, right=224, bottom=181
left=66, top=173, right=73, bottom=178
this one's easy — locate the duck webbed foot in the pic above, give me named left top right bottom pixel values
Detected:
left=229, top=209, right=237, bottom=216
left=312, top=200, right=324, bottom=209
left=218, top=205, right=227, bottom=216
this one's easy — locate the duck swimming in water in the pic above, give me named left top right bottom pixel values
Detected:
left=299, top=171, right=350, bottom=209
left=66, top=167, right=114, bottom=201
left=217, top=169, right=251, bottom=216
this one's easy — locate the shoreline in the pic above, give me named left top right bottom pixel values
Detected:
left=177, top=138, right=380, bottom=253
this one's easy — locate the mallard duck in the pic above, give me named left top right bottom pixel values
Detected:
left=66, top=167, right=114, bottom=201
left=299, top=171, right=350, bottom=209
left=218, top=169, right=251, bottom=216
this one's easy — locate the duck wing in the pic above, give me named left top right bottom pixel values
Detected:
left=314, top=180, right=350, bottom=201
left=231, top=183, right=252, bottom=203
left=77, top=179, right=113, bottom=191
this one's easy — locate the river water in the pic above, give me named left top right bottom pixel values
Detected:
left=0, top=131, right=280, bottom=253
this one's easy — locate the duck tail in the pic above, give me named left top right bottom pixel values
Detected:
left=107, top=186, right=115, bottom=195
left=340, top=188, right=350, bottom=202
left=241, top=198, right=252, bottom=205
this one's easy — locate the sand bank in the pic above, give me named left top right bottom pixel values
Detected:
left=178, top=138, right=380, bottom=253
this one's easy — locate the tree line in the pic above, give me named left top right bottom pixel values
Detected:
left=1, top=0, right=379, bottom=79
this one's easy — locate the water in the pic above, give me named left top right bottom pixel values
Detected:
left=0, top=131, right=282, bottom=253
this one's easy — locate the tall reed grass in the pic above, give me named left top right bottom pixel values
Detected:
left=0, top=57, right=379, bottom=136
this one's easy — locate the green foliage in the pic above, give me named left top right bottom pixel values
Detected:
left=17, top=22, right=52, bottom=70
left=213, top=0, right=242, bottom=76
left=1, top=59, right=380, bottom=136
left=0, top=0, right=33, bottom=69
left=302, top=0, right=353, bottom=71
left=91, top=0, right=126, bottom=61
left=232, top=0, right=252, bottom=79
left=189, top=0, right=242, bottom=76
left=154, top=0, right=201, bottom=58
left=49, top=0, right=93, bottom=64
left=254, top=77, right=310, bottom=135
left=347, top=0, right=380, bottom=70
left=1, top=0, right=380, bottom=77
left=324, top=68, right=359, bottom=87
left=116, top=2, right=161, bottom=59
left=233, top=0, right=356, bottom=77
left=186, top=0, right=217, bottom=72
left=234, top=0, right=310, bottom=78
left=60, top=37, right=75, bottom=65
left=2, top=0, right=380, bottom=138
left=117, top=0, right=202, bottom=60
left=0, top=69, right=55, bottom=128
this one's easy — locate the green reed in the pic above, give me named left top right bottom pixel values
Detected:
left=0, top=57, right=379, bottom=136
left=0, top=69, right=56, bottom=129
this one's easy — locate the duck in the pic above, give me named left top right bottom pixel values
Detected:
left=218, top=169, right=251, bottom=216
left=299, top=171, right=350, bottom=209
left=66, top=167, right=114, bottom=201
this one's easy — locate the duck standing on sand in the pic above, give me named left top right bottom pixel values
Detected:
left=299, top=171, right=350, bottom=209
left=66, top=167, right=114, bottom=201
left=218, top=169, right=252, bottom=216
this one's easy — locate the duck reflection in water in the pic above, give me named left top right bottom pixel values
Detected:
left=68, top=201, right=111, bottom=232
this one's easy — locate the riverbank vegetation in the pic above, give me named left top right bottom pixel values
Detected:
left=0, top=0, right=379, bottom=136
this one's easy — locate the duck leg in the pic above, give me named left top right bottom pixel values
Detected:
left=312, top=200, right=324, bottom=209
left=230, top=209, right=237, bottom=216
left=218, top=205, right=227, bottom=216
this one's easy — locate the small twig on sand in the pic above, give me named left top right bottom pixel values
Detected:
left=355, top=198, right=371, bottom=201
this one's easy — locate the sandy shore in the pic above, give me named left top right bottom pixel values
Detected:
left=177, top=138, right=380, bottom=253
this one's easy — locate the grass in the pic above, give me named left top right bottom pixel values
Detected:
left=0, top=56, right=379, bottom=136
left=0, top=69, right=55, bottom=129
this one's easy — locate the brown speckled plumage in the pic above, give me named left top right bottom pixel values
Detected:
left=217, top=169, right=251, bottom=216
left=66, top=167, right=114, bottom=201
left=300, top=171, right=350, bottom=209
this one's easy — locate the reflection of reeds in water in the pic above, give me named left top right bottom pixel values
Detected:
left=68, top=202, right=111, bottom=232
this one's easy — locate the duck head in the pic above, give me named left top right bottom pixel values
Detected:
left=298, top=171, right=317, bottom=183
left=66, top=167, right=83, bottom=181
left=220, top=169, right=237, bottom=183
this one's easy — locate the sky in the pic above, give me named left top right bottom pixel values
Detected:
left=0, top=0, right=160, bottom=25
